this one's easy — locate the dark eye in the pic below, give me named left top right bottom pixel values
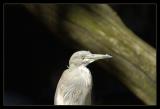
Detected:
left=81, top=56, right=85, bottom=60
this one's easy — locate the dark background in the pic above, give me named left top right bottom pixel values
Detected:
left=4, top=4, right=156, bottom=105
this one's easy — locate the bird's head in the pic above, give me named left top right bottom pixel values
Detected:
left=69, top=50, right=112, bottom=67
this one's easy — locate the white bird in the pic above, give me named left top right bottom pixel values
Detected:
left=54, top=50, right=112, bottom=105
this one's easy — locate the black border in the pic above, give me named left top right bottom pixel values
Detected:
left=2, top=1, right=158, bottom=108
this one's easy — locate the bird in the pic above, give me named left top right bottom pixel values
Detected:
left=54, top=50, right=112, bottom=105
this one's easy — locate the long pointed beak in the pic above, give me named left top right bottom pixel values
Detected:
left=87, top=53, right=112, bottom=61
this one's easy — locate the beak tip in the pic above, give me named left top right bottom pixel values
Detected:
left=106, top=54, right=112, bottom=58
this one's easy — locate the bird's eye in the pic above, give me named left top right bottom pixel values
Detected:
left=81, top=56, right=85, bottom=60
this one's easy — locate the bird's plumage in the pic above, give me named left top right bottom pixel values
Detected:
left=54, top=66, right=92, bottom=105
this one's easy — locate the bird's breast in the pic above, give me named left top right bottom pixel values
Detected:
left=78, top=66, right=92, bottom=88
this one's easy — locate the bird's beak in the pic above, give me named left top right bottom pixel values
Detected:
left=87, top=53, right=112, bottom=61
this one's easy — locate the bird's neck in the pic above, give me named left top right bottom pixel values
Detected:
left=69, top=64, right=87, bottom=69
left=69, top=64, right=92, bottom=88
